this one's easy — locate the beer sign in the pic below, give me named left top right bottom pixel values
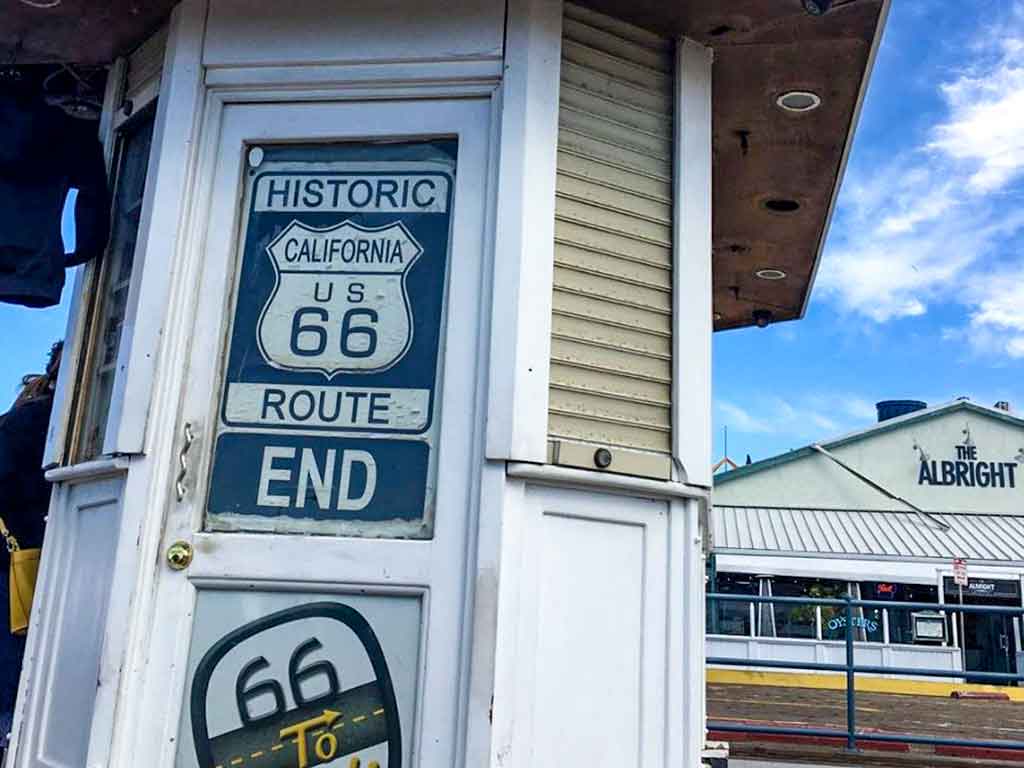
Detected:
left=207, top=142, right=456, bottom=537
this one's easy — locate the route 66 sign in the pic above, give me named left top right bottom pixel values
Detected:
left=257, top=220, right=423, bottom=375
left=206, top=142, right=455, bottom=537
left=175, top=591, right=420, bottom=768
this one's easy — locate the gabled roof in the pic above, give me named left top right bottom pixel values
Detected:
left=715, top=399, right=1024, bottom=486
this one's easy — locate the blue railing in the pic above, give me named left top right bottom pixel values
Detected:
left=706, top=592, right=1024, bottom=753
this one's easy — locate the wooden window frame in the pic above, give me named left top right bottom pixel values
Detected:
left=46, top=36, right=164, bottom=468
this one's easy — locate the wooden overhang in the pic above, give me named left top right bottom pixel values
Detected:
left=3, top=0, right=886, bottom=331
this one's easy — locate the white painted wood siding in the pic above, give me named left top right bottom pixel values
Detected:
left=487, top=479, right=710, bottom=768
left=12, top=477, right=125, bottom=768
left=549, top=3, right=674, bottom=461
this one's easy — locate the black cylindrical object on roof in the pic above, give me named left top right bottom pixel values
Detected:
left=876, top=400, right=927, bottom=423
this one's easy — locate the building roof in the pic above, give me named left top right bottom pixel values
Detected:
left=712, top=504, right=1024, bottom=565
left=715, top=399, right=1024, bottom=486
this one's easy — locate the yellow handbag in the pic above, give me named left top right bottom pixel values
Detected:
left=0, top=517, right=39, bottom=636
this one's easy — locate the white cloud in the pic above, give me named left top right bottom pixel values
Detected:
left=818, top=7, right=1024, bottom=336
left=961, top=266, right=1024, bottom=357
left=717, top=400, right=775, bottom=434
left=929, top=37, right=1024, bottom=193
left=840, top=396, right=879, bottom=422
left=716, top=392, right=879, bottom=443
left=809, top=412, right=840, bottom=432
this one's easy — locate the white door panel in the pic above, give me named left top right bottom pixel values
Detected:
left=16, top=478, right=124, bottom=768
left=129, top=97, right=490, bottom=768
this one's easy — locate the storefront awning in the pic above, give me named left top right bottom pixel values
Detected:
left=712, top=505, right=1024, bottom=564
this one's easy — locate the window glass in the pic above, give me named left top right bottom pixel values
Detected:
left=709, top=572, right=756, bottom=637
left=773, top=577, right=846, bottom=639
left=835, top=582, right=883, bottom=642
left=868, top=582, right=939, bottom=644
left=75, top=111, right=155, bottom=460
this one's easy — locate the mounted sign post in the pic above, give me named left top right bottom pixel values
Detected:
left=207, top=142, right=455, bottom=538
left=953, top=557, right=968, bottom=674
left=953, top=558, right=968, bottom=587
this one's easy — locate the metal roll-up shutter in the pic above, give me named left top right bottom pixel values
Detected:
left=548, top=2, right=674, bottom=478
left=125, top=24, right=167, bottom=105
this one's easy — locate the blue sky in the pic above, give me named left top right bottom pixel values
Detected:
left=0, top=194, right=76, bottom=411
left=714, top=0, right=1024, bottom=466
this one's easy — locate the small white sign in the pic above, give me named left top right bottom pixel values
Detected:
left=224, top=383, right=429, bottom=430
left=953, top=557, right=968, bottom=586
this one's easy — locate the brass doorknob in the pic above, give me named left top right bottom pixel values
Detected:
left=166, top=540, right=194, bottom=570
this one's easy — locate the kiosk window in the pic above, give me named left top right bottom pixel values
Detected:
left=73, top=110, right=155, bottom=460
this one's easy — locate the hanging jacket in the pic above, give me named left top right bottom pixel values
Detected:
left=0, top=92, right=110, bottom=308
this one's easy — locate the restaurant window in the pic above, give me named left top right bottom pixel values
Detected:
left=873, top=582, right=938, bottom=645
left=842, top=582, right=884, bottom=643
left=709, top=572, right=756, bottom=637
left=772, top=577, right=846, bottom=640
left=72, top=108, right=155, bottom=460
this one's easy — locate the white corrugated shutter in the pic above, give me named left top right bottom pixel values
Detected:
left=125, top=25, right=167, bottom=106
left=548, top=3, right=674, bottom=477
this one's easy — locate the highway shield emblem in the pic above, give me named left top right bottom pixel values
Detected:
left=189, top=602, right=403, bottom=768
left=257, top=219, right=423, bottom=377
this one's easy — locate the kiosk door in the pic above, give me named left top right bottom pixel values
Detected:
left=133, top=98, right=490, bottom=768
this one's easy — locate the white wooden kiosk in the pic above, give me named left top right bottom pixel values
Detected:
left=3, top=2, right=886, bottom=767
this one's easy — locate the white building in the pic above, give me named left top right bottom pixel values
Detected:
left=709, top=399, right=1024, bottom=684
left=2, top=1, right=886, bottom=766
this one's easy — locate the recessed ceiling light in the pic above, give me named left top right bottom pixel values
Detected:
left=763, top=198, right=800, bottom=213
left=776, top=91, right=821, bottom=113
left=19, top=0, right=61, bottom=6
left=755, top=268, right=787, bottom=281
left=713, top=312, right=723, bottom=321
left=802, top=0, right=832, bottom=15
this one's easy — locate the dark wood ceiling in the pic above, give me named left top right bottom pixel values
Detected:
left=2, top=1, right=175, bottom=65
left=3, top=0, right=886, bottom=331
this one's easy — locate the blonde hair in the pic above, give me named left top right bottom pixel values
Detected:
left=14, top=341, right=62, bottom=407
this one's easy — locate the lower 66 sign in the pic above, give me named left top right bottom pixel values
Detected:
left=207, top=142, right=455, bottom=537
left=175, top=592, right=420, bottom=768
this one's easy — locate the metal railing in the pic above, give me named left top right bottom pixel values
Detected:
left=706, top=592, right=1024, bottom=753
